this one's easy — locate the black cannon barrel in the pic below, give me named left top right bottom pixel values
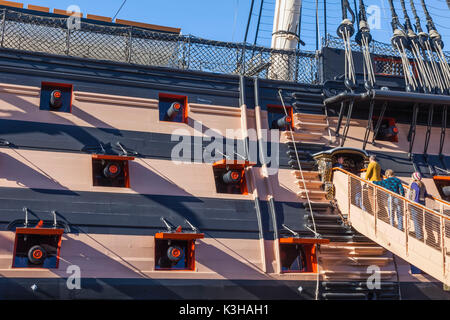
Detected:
left=166, top=102, right=182, bottom=120
left=50, top=90, right=63, bottom=109
left=222, top=171, right=241, bottom=184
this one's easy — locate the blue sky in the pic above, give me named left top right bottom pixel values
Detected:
left=24, top=0, right=450, bottom=52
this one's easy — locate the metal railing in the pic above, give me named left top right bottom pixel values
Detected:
left=0, top=8, right=319, bottom=84
left=324, top=34, right=450, bottom=78
left=333, top=168, right=450, bottom=286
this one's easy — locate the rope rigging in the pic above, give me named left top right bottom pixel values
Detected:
left=419, top=0, right=450, bottom=94
left=337, top=0, right=357, bottom=90
left=387, top=0, right=419, bottom=92
left=355, top=0, right=375, bottom=90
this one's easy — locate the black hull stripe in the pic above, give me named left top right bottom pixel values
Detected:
left=0, top=278, right=448, bottom=300
left=0, top=187, right=308, bottom=239
left=1, top=118, right=446, bottom=177
left=0, top=119, right=296, bottom=168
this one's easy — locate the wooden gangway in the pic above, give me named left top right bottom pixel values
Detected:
left=333, top=169, right=450, bottom=287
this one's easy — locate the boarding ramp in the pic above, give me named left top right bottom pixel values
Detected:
left=333, top=169, right=450, bottom=286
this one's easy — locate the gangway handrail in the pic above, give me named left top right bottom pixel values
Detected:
left=358, top=167, right=450, bottom=213
left=332, top=167, right=450, bottom=286
left=333, top=167, right=450, bottom=221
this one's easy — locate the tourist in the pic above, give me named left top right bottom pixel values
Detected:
left=365, top=155, right=382, bottom=182
left=408, top=172, right=428, bottom=240
left=374, top=169, right=405, bottom=231
left=334, top=156, right=345, bottom=169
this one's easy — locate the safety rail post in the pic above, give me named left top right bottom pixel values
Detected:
left=186, top=36, right=191, bottom=70
left=241, top=44, right=246, bottom=76
left=126, top=27, right=133, bottom=63
left=404, top=199, right=409, bottom=256
left=1, top=9, right=6, bottom=48
left=65, top=21, right=71, bottom=55
left=374, top=183, right=378, bottom=236
left=441, top=216, right=446, bottom=278
left=422, top=208, right=426, bottom=244
left=348, top=174, right=351, bottom=219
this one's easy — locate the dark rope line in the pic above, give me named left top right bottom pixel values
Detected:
left=387, top=0, right=403, bottom=32
left=341, top=0, right=355, bottom=22
left=112, top=0, right=128, bottom=21
left=420, top=0, right=437, bottom=32
left=400, top=0, right=414, bottom=33
left=410, top=0, right=424, bottom=33
left=358, top=0, right=367, bottom=22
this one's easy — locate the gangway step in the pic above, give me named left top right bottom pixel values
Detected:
left=310, top=223, right=347, bottom=230
left=322, top=281, right=398, bottom=289
left=322, top=293, right=367, bottom=300
left=307, top=214, right=341, bottom=222
left=294, top=113, right=327, bottom=121
left=293, top=102, right=325, bottom=109
left=320, top=245, right=387, bottom=256
left=321, top=271, right=397, bottom=281
left=292, top=92, right=324, bottom=100
left=320, top=256, right=393, bottom=266
left=295, top=180, right=323, bottom=189
left=292, top=171, right=320, bottom=180
left=283, top=131, right=324, bottom=141
left=295, top=121, right=329, bottom=131
left=289, top=160, right=317, bottom=170
left=287, top=141, right=327, bottom=151
left=286, top=150, right=313, bottom=160
left=297, top=190, right=328, bottom=200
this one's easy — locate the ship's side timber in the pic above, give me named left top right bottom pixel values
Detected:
left=0, top=46, right=448, bottom=299
left=0, top=48, right=324, bottom=299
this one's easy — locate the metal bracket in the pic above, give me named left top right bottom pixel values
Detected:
left=335, top=101, right=347, bottom=137
left=83, top=142, right=106, bottom=154
left=282, top=224, right=299, bottom=238
left=184, top=219, right=199, bottom=233
left=116, top=142, right=139, bottom=157
left=23, top=207, right=29, bottom=228
left=362, top=99, right=375, bottom=150
left=439, top=105, right=447, bottom=158
left=408, top=103, right=419, bottom=159
left=160, top=217, right=173, bottom=232
left=340, top=99, right=356, bottom=147
left=51, top=210, right=58, bottom=228
left=371, top=101, right=388, bottom=146
left=423, top=104, right=434, bottom=156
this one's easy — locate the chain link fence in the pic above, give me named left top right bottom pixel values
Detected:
left=324, top=34, right=450, bottom=79
left=0, top=8, right=320, bottom=84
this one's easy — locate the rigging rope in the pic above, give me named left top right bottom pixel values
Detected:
left=338, top=0, right=357, bottom=90
left=420, top=0, right=450, bottom=93
left=278, top=89, right=320, bottom=301
left=387, top=0, right=417, bottom=91
left=356, top=0, right=375, bottom=89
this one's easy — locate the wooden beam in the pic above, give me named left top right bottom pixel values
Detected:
left=115, top=18, right=180, bottom=34
left=0, top=0, right=23, bottom=8
left=27, top=4, right=49, bottom=12
left=53, top=8, right=83, bottom=18
left=87, top=14, right=112, bottom=23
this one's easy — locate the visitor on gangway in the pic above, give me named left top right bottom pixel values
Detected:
left=408, top=172, right=429, bottom=241
left=363, top=155, right=382, bottom=213
left=374, top=169, right=405, bottom=231
left=365, top=155, right=382, bottom=182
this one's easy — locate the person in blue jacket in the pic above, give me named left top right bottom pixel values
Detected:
left=374, top=169, right=405, bottom=231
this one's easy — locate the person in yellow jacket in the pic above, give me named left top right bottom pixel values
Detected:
left=363, top=155, right=382, bottom=213
left=365, top=155, right=382, bottom=182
